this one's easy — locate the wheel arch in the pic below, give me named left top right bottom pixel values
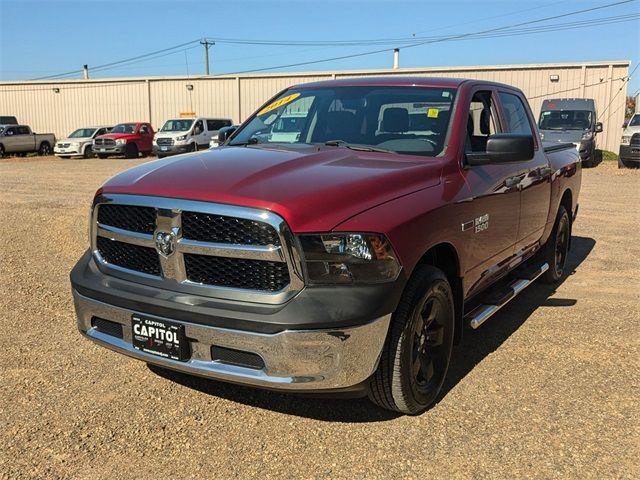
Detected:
left=414, top=242, right=463, bottom=344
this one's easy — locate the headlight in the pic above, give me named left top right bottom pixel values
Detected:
left=621, top=136, right=631, bottom=145
left=298, top=233, right=401, bottom=284
left=70, top=142, right=80, bottom=147
left=539, top=132, right=544, bottom=140
left=115, top=139, right=127, bottom=145
left=176, top=135, right=187, bottom=142
left=581, top=131, right=593, bottom=140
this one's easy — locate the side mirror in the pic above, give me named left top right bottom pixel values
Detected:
left=217, top=125, right=238, bottom=144
left=595, top=122, right=603, bottom=133
left=622, top=121, right=628, bottom=129
left=467, top=134, right=534, bottom=166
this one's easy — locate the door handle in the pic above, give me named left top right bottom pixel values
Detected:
left=505, top=176, right=521, bottom=188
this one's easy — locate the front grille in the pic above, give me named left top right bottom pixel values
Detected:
left=98, top=204, right=156, bottom=234
left=93, top=197, right=298, bottom=298
left=156, top=137, right=174, bottom=146
left=91, top=317, right=124, bottom=339
left=95, top=138, right=115, bottom=146
left=211, top=346, right=265, bottom=369
left=97, top=237, right=161, bottom=276
left=58, top=143, right=70, bottom=148
left=182, top=211, right=281, bottom=245
left=631, top=133, right=640, bottom=146
left=184, top=254, right=289, bottom=291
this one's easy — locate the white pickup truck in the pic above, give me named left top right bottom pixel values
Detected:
left=0, top=124, right=56, bottom=157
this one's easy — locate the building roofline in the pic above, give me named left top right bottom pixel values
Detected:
left=0, top=60, right=631, bottom=86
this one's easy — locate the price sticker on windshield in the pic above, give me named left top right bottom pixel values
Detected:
left=427, top=108, right=439, bottom=118
left=257, top=93, right=301, bottom=116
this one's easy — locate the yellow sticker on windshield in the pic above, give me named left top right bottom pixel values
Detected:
left=427, top=108, right=439, bottom=118
left=257, top=93, right=301, bottom=116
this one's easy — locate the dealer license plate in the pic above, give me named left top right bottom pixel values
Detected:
left=131, top=315, right=189, bottom=361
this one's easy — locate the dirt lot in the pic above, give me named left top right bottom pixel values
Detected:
left=0, top=156, right=638, bottom=479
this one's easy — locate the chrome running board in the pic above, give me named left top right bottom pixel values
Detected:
left=466, top=263, right=549, bottom=329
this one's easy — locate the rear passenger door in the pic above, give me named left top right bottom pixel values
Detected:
left=193, top=120, right=207, bottom=147
left=497, top=90, right=551, bottom=252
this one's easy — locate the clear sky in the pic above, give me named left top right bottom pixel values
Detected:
left=1, top=0, right=638, bottom=93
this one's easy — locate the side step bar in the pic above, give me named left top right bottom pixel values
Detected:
left=466, top=263, right=549, bottom=329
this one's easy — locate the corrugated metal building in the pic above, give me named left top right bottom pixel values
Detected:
left=0, top=60, right=629, bottom=152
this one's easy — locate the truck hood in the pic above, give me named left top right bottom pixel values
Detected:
left=99, top=145, right=443, bottom=232
left=97, top=133, right=140, bottom=140
left=539, top=129, right=586, bottom=144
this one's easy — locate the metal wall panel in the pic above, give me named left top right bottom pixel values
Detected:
left=0, top=61, right=628, bottom=151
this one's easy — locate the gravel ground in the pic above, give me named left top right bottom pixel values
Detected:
left=0, top=157, right=638, bottom=479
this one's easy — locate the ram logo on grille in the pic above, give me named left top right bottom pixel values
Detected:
left=155, top=229, right=178, bottom=257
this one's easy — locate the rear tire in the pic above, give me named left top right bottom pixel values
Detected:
left=125, top=143, right=138, bottom=159
left=38, top=142, right=52, bottom=156
left=541, top=205, right=570, bottom=283
left=368, top=265, right=455, bottom=415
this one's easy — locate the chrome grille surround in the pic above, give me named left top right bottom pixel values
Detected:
left=91, top=193, right=304, bottom=304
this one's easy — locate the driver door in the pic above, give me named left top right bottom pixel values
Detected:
left=459, top=89, right=521, bottom=296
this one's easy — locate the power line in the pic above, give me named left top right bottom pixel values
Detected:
left=25, top=0, right=636, bottom=80
left=31, top=39, right=202, bottom=80
left=203, top=0, right=636, bottom=47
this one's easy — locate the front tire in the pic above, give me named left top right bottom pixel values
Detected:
left=541, top=205, right=570, bottom=283
left=83, top=145, right=94, bottom=159
left=124, top=143, right=138, bottom=159
left=368, top=265, right=455, bottom=415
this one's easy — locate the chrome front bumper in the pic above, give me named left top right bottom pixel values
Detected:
left=73, top=290, right=391, bottom=391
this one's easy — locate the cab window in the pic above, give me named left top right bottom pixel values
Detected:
left=499, top=92, right=534, bottom=136
left=466, top=91, right=499, bottom=153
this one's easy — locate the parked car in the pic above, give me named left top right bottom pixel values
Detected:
left=154, top=117, right=233, bottom=158
left=71, top=77, right=581, bottom=415
left=0, top=115, right=18, bottom=125
left=619, top=113, right=640, bottom=168
left=538, top=98, right=602, bottom=168
left=209, top=124, right=238, bottom=149
left=54, top=126, right=113, bottom=159
left=0, top=124, right=55, bottom=157
left=93, top=122, right=154, bottom=159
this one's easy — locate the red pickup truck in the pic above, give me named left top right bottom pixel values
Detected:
left=93, top=122, right=154, bottom=159
left=71, top=77, right=580, bottom=414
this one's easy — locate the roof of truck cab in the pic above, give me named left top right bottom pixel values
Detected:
left=291, top=76, right=514, bottom=90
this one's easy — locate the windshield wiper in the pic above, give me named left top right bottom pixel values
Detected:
left=324, top=140, right=395, bottom=153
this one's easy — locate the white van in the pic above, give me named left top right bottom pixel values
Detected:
left=153, top=117, right=232, bottom=157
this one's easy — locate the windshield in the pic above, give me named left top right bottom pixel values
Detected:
left=69, top=128, right=97, bottom=138
left=539, top=110, right=593, bottom=130
left=628, top=114, right=640, bottom=127
left=111, top=123, right=138, bottom=134
left=230, top=86, right=457, bottom=157
left=160, top=119, right=194, bottom=132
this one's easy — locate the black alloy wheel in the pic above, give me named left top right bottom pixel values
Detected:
left=542, top=205, right=570, bottom=283
left=368, top=265, right=455, bottom=414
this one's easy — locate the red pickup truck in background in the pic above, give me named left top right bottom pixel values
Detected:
left=71, top=77, right=580, bottom=414
left=93, top=122, right=154, bottom=159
